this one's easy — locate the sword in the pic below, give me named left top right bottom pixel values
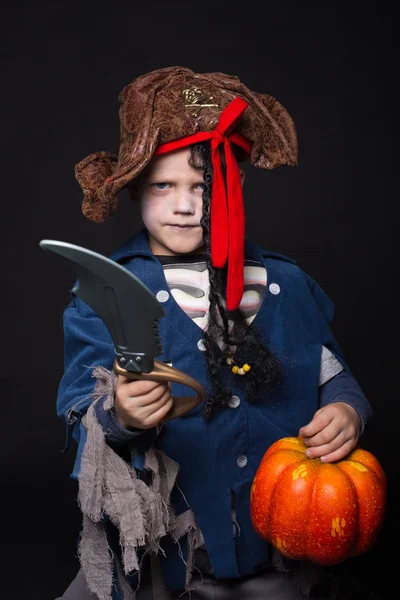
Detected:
left=39, top=239, right=205, bottom=420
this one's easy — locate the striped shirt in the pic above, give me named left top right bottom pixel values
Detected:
left=157, top=254, right=343, bottom=385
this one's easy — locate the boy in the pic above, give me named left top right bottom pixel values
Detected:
left=56, top=67, right=372, bottom=600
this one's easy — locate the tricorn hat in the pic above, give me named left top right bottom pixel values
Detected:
left=75, top=66, right=298, bottom=309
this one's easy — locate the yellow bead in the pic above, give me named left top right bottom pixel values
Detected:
left=243, top=364, right=251, bottom=372
left=232, top=366, right=239, bottom=374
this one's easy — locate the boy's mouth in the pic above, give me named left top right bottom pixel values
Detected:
left=167, top=224, right=199, bottom=229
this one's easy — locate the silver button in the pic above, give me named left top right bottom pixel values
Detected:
left=197, top=339, right=206, bottom=351
left=156, top=290, right=170, bottom=302
left=269, top=283, right=280, bottom=295
left=237, top=455, right=247, bottom=468
left=228, top=395, right=240, bottom=408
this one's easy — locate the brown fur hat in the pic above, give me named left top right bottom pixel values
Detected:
left=75, top=66, right=298, bottom=223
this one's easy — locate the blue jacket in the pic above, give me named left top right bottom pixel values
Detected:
left=57, top=229, right=371, bottom=594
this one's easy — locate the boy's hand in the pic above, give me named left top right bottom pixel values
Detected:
left=299, top=402, right=361, bottom=463
left=114, top=375, right=173, bottom=430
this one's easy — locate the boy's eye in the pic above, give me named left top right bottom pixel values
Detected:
left=152, top=182, right=170, bottom=190
left=196, top=183, right=206, bottom=191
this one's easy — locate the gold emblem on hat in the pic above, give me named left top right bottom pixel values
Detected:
left=182, top=86, right=219, bottom=116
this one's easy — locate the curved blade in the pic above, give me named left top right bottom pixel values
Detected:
left=40, top=239, right=164, bottom=373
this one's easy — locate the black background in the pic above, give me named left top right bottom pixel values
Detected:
left=2, top=2, right=396, bottom=599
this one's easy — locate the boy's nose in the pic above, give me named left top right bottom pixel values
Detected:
left=172, top=190, right=195, bottom=214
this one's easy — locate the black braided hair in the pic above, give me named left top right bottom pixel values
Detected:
left=189, top=142, right=285, bottom=420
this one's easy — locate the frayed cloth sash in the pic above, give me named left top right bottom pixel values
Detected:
left=77, top=366, right=204, bottom=600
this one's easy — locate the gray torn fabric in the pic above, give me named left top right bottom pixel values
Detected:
left=77, top=366, right=202, bottom=600
left=171, top=510, right=205, bottom=590
left=78, top=515, right=114, bottom=599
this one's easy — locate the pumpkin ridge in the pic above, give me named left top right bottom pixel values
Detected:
left=335, top=461, right=361, bottom=556
left=267, top=453, right=305, bottom=541
left=305, top=458, right=321, bottom=559
left=272, top=454, right=314, bottom=560
left=335, top=458, right=386, bottom=556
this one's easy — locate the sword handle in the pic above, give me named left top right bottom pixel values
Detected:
left=113, top=358, right=205, bottom=421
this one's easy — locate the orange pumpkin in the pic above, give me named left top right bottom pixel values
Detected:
left=250, top=436, right=386, bottom=565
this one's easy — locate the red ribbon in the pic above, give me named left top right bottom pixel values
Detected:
left=155, top=97, right=250, bottom=310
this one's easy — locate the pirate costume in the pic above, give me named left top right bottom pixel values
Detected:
left=56, top=67, right=372, bottom=600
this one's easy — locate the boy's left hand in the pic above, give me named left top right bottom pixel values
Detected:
left=298, top=402, right=361, bottom=463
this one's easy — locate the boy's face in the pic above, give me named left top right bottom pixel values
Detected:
left=136, top=148, right=206, bottom=256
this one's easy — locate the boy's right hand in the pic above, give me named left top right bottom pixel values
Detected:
left=114, top=375, right=173, bottom=430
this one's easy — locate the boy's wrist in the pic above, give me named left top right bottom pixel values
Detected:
left=95, top=396, right=146, bottom=444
